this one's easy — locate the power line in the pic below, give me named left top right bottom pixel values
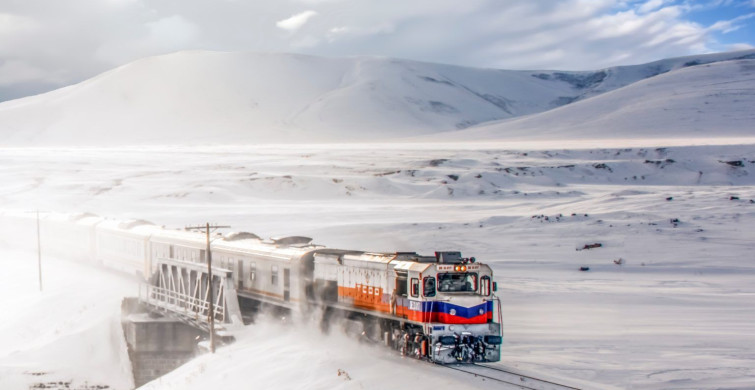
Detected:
left=36, top=210, right=42, bottom=292
left=185, top=223, right=230, bottom=354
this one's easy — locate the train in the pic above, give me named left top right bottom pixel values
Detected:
left=1, top=211, right=503, bottom=364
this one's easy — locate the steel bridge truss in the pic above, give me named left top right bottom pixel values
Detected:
left=139, top=258, right=244, bottom=332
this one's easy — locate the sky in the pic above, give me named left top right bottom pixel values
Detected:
left=0, top=0, right=753, bottom=102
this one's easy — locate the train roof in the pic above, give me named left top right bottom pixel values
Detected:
left=268, top=236, right=312, bottom=246
left=42, top=212, right=104, bottom=227
left=224, top=232, right=261, bottom=241
left=214, top=235, right=323, bottom=258
left=97, top=218, right=163, bottom=236
left=392, top=260, right=433, bottom=273
left=124, top=223, right=323, bottom=258
left=341, top=251, right=437, bottom=264
left=323, top=250, right=489, bottom=273
left=148, top=227, right=207, bottom=243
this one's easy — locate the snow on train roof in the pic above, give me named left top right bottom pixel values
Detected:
left=42, top=212, right=93, bottom=222
left=74, top=215, right=104, bottom=225
left=147, top=226, right=321, bottom=258
left=224, top=232, right=261, bottom=241
left=392, top=260, right=433, bottom=273
left=215, top=234, right=321, bottom=258
left=97, top=218, right=157, bottom=230
left=342, top=251, right=437, bottom=264
left=342, top=252, right=396, bottom=264
left=95, top=218, right=164, bottom=237
left=143, top=227, right=205, bottom=242
left=337, top=252, right=439, bottom=273
left=268, top=236, right=312, bottom=246
left=38, top=212, right=104, bottom=227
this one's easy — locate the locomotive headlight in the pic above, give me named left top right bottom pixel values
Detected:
left=479, top=308, right=484, bottom=315
left=449, top=309, right=457, bottom=316
left=461, top=265, right=467, bottom=272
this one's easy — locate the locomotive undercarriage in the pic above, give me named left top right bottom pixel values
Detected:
left=425, top=323, right=502, bottom=363
left=319, top=304, right=502, bottom=363
left=237, top=294, right=501, bottom=364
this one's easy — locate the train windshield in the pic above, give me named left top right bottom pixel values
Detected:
left=437, top=273, right=477, bottom=292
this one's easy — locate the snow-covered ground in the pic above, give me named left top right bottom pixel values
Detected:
left=1, top=141, right=754, bottom=389
left=0, top=249, right=136, bottom=390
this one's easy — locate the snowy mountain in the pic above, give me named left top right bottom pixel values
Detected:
left=0, top=49, right=753, bottom=145
left=438, top=57, right=755, bottom=142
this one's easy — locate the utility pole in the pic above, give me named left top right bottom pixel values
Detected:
left=186, top=222, right=230, bottom=354
left=36, top=210, right=42, bottom=292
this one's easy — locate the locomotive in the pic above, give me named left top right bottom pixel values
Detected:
left=2, top=211, right=503, bottom=363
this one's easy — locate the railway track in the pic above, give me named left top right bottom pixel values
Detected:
left=444, top=363, right=581, bottom=390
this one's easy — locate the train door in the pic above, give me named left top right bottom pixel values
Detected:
left=395, top=270, right=408, bottom=318
left=237, top=260, right=244, bottom=290
left=284, top=268, right=291, bottom=301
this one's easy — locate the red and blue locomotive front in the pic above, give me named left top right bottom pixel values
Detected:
left=396, top=258, right=502, bottom=363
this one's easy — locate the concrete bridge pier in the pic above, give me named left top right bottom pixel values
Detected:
left=121, top=298, right=204, bottom=387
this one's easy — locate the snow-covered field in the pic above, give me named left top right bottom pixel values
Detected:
left=1, top=141, right=754, bottom=389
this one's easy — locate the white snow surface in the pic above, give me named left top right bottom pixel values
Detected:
left=1, top=142, right=754, bottom=389
left=0, top=49, right=753, bottom=145
left=438, top=59, right=755, bottom=142
left=0, top=248, right=135, bottom=390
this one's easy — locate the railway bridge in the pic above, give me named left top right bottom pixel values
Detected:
left=124, top=258, right=244, bottom=386
left=138, top=257, right=245, bottom=332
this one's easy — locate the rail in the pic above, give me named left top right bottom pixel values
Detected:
left=444, top=363, right=581, bottom=390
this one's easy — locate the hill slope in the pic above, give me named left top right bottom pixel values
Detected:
left=0, top=50, right=753, bottom=145
left=437, top=59, right=755, bottom=142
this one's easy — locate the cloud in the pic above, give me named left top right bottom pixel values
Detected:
left=0, top=60, right=49, bottom=86
left=0, top=13, right=39, bottom=53
left=637, top=0, right=668, bottom=14
left=147, top=15, right=200, bottom=47
left=94, top=15, right=201, bottom=65
left=709, top=12, right=755, bottom=34
left=0, top=0, right=753, bottom=101
left=0, top=13, right=37, bottom=36
left=296, top=0, right=345, bottom=3
left=728, top=42, right=754, bottom=50
left=276, top=10, right=318, bottom=32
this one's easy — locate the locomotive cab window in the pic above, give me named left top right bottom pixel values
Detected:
left=481, top=276, right=491, bottom=296
left=410, top=278, right=419, bottom=297
left=423, top=277, right=436, bottom=297
left=396, top=275, right=408, bottom=297
left=437, top=272, right=478, bottom=292
left=271, top=265, right=279, bottom=286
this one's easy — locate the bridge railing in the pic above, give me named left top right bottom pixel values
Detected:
left=140, top=284, right=226, bottom=323
left=138, top=258, right=243, bottom=331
